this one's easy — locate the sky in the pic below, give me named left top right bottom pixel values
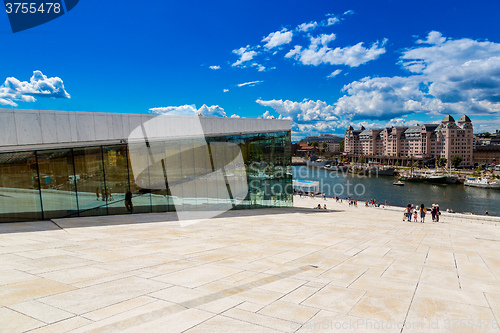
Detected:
left=1, top=0, right=500, bottom=140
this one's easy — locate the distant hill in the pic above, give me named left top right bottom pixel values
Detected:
left=299, top=134, right=344, bottom=143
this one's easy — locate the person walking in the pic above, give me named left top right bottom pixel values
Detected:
left=405, top=204, right=412, bottom=222
left=420, top=204, right=426, bottom=223
left=413, top=210, right=418, bottom=222
left=435, top=204, right=440, bottom=222
left=431, top=204, right=436, bottom=222
left=125, top=191, right=133, bottom=213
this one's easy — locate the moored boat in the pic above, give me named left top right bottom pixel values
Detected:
left=324, top=164, right=349, bottom=172
left=306, top=156, right=333, bottom=168
left=369, top=166, right=395, bottom=176
left=464, top=176, right=500, bottom=189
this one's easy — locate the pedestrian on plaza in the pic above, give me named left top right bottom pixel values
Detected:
left=125, top=191, right=133, bottom=213
left=404, top=204, right=411, bottom=221
left=420, top=204, right=426, bottom=223
left=413, top=210, right=418, bottom=222
left=435, top=204, right=440, bottom=222
left=323, top=204, right=327, bottom=209
left=95, top=187, right=100, bottom=201
left=431, top=204, right=437, bottom=222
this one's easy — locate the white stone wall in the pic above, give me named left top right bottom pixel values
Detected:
left=0, top=109, right=290, bottom=149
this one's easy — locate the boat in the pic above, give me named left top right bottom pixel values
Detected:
left=369, top=166, right=395, bottom=176
left=421, top=170, right=458, bottom=184
left=464, top=176, right=500, bottom=189
left=305, top=156, right=333, bottom=168
left=324, top=164, right=349, bottom=172
left=392, top=181, right=404, bottom=186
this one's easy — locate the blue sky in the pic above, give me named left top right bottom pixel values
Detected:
left=1, top=0, right=500, bottom=139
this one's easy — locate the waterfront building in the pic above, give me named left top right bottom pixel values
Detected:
left=291, top=142, right=318, bottom=157
left=344, top=115, right=473, bottom=167
left=326, top=142, right=340, bottom=153
left=0, top=109, right=292, bottom=222
left=474, top=145, right=500, bottom=165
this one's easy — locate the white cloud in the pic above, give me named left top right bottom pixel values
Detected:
left=259, top=110, right=275, bottom=119
left=232, top=46, right=258, bottom=67
left=251, top=63, right=266, bottom=71
left=230, top=114, right=241, bottom=118
left=209, top=65, right=220, bottom=70
left=343, top=10, right=355, bottom=16
left=223, top=89, right=229, bottom=93
left=297, top=21, right=318, bottom=32
left=0, top=70, right=70, bottom=107
left=416, top=31, right=446, bottom=45
left=262, top=29, right=293, bottom=49
left=287, top=36, right=387, bottom=67
left=327, top=69, right=342, bottom=78
left=333, top=32, right=500, bottom=120
left=285, top=45, right=302, bottom=59
left=237, top=80, right=263, bottom=87
left=150, top=104, right=226, bottom=117
left=256, top=99, right=338, bottom=123
left=326, top=16, right=340, bottom=26
left=385, top=117, right=431, bottom=128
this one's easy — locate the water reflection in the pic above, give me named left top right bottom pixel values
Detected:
left=293, top=166, right=500, bottom=216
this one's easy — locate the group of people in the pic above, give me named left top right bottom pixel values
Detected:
left=404, top=203, right=441, bottom=223
left=314, top=203, right=327, bottom=210
left=95, top=187, right=113, bottom=201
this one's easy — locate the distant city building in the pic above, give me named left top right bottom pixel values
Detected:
left=474, top=145, right=500, bottom=165
left=344, top=115, right=473, bottom=167
left=476, top=130, right=500, bottom=146
left=291, top=142, right=318, bottom=157
left=298, top=134, right=342, bottom=155
left=326, top=142, right=340, bottom=153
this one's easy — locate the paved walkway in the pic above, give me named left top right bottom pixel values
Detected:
left=1, top=198, right=500, bottom=332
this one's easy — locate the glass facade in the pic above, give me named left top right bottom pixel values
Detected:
left=0, top=131, right=292, bottom=222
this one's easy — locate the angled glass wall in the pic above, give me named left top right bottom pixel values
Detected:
left=0, top=151, right=42, bottom=222
left=37, top=149, right=78, bottom=220
left=0, top=130, right=292, bottom=222
left=73, top=147, right=107, bottom=217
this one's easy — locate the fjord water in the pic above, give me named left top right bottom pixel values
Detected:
left=293, top=166, right=500, bottom=216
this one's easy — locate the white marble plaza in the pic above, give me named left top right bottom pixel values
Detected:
left=1, top=197, right=500, bottom=332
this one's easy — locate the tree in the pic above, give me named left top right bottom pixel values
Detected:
left=451, top=155, right=463, bottom=169
left=476, top=165, right=483, bottom=173
left=438, top=158, right=447, bottom=168
left=311, top=141, right=319, bottom=147
left=322, top=141, right=328, bottom=149
left=339, top=140, right=344, bottom=151
left=394, top=161, right=400, bottom=167
left=358, top=155, right=365, bottom=163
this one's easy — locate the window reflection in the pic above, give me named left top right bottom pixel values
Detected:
left=37, top=149, right=78, bottom=219
left=0, top=130, right=292, bottom=222
left=0, top=151, right=42, bottom=222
